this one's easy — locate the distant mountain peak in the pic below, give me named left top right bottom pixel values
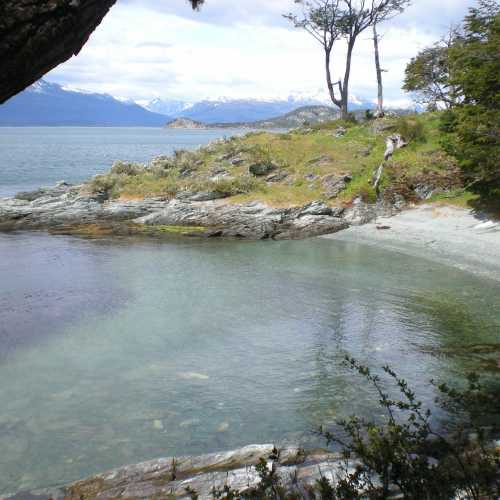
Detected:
left=28, top=79, right=62, bottom=94
left=1, top=79, right=171, bottom=127
left=141, top=91, right=379, bottom=124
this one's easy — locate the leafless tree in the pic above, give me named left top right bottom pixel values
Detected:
left=372, top=23, right=386, bottom=116
left=286, top=0, right=411, bottom=120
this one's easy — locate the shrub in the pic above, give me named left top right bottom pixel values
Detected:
left=88, top=174, right=119, bottom=197
left=441, top=105, right=500, bottom=196
left=248, top=145, right=275, bottom=168
left=184, top=357, right=499, bottom=499
left=110, top=161, right=145, bottom=176
left=394, top=116, right=427, bottom=143
left=365, top=109, right=376, bottom=121
left=149, top=157, right=179, bottom=178
left=358, top=185, right=378, bottom=203
left=188, top=175, right=263, bottom=196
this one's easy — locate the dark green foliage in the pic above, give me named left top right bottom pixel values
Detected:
left=185, top=486, right=199, bottom=499
left=403, top=44, right=458, bottom=110
left=320, top=356, right=499, bottom=499
left=403, top=1, right=500, bottom=195
left=441, top=1, right=500, bottom=195
left=365, top=110, right=375, bottom=121
left=394, top=116, right=426, bottom=143
left=189, top=357, right=499, bottom=499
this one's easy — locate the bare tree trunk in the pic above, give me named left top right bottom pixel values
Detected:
left=325, top=48, right=342, bottom=111
left=373, top=24, right=385, bottom=118
left=0, top=0, right=203, bottom=104
left=340, top=40, right=355, bottom=120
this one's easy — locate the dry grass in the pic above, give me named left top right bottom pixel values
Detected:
left=84, top=113, right=467, bottom=208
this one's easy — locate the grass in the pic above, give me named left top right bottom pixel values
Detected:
left=84, top=112, right=470, bottom=209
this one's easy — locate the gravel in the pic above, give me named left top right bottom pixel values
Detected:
left=322, top=204, right=500, bottom=281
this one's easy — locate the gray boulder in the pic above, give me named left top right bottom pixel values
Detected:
left=322, top=173, right=352, bottom=199
left=300, top=201, right=333, bottom=216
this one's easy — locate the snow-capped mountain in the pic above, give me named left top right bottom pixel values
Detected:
left=143, top=92, right=375, bottom=124
left=143, top=98, right=194, bottom=117
left=0, top=79, right=381, bottom=127
left=0, top=80, right=170, bottom=126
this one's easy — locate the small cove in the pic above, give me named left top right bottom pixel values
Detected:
left=0, top=231, right=499, bottom=494
left=0, top=127, right=499, bottom=495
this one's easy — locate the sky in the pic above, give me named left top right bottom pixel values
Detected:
left=47, top=0, right=477, bottom=106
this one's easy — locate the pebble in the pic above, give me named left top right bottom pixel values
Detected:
left=217, top=422, right=230, bottom=433
left=153, top=420, right=164, bottom=431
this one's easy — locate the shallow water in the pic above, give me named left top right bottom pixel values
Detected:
left=0, top=127, right=246, bottom=197
left=0, top=232, right=499, bottom=494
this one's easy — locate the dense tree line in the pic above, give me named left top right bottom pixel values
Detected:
left=404, top=0, right=500, bottom=196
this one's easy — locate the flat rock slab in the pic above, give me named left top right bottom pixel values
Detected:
left=2, top=445, right=344, bottom=500
left=0, top=183, right=350, bottom=240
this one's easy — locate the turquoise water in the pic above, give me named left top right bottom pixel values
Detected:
left=0, top=127, right=245, bottom=197
left=0, top=232, right=499, bottom=493
left=0, top=128, right=499, bottom=494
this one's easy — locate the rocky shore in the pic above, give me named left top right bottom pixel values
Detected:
left=0, top=181, right=395, bottom=240
left=2, top=445, right=345, bottom=499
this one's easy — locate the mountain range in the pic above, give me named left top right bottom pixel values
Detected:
left=0, top=79, right=378, bottom=127
left=146, top=94, right=375, bottom=124
left=0, top=81, right=169, bottom=126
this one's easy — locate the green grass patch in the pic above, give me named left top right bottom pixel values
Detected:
left=84, top=112, right=471, bottom=209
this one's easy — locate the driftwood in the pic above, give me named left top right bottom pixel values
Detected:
left=373, top=24, right=386, bottom=118
left=373, top=134, right=408, bottom=192
left=0, top=0, right=204, bottom=104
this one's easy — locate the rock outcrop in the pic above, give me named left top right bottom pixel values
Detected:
left=0, top=183, right=350, bottom=240
left=1, top=445, right=345, bottom=500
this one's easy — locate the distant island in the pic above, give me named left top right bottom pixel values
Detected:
left=165, top=117, right=209, bottom=129
left=165, top=106, right=341, bottom=129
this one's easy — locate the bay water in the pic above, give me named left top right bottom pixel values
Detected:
left=0, top=128, right=499, bottom=494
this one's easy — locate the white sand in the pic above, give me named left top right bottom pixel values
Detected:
left=323, top=204, right=500, bottom=281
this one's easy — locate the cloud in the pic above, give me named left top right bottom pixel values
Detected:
left=47, top=0, right=477, bottom=103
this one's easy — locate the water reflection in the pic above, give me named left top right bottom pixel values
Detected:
left=0, top=233, right=498, bottom=494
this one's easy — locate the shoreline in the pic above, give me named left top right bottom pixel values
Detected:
left=322, top=203, right=500, bottom=282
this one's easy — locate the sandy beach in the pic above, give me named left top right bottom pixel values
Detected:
left=323, top=204, right=500, bottom=281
